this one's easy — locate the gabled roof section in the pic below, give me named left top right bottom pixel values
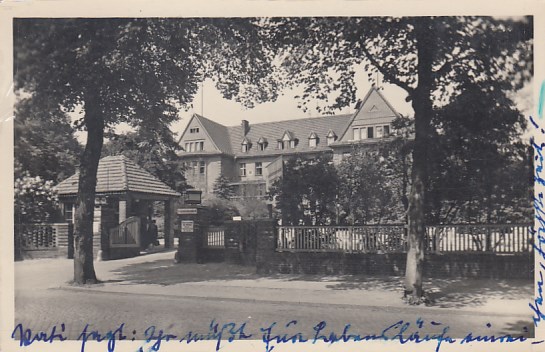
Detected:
left=192, top=114, right=233, bottom=155
left=353, top=87, right=400, bottom=121
left=338, top=87, right=400, bottom=142
left=326, top=130, right=337, bottom=138
left=281, top=130, right=295, bottom=141
left=56, top=155, right=180, bottom=197
left=177, top=114, right=233, bottom=155
left=308, top=131, right=318, bottom=139
left=257, top=137, right=268, bottom=144
left=241, top=137, right=251, bottom=145
left=226, top=114, right=353, bottom=157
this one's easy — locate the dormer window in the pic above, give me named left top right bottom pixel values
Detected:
left=257, top=137, right=268, bottom=151
left=241, top=138, right=251, bottom=153
left=308, top=132, right=318, bottom=148
left=326, top=130, right=337, bottom=145
left=280, top=131, right=296, bottom=149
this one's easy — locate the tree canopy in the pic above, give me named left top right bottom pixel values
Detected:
left=263, top=16, right=532, bottom=302
left=269, top=154, right=338, bottom=226
left=14, top=18, right=280, bottom=283
left=14, top=97, right=82, bottom=182
left=102, top=128, right=187, bottom=193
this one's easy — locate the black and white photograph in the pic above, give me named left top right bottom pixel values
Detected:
left=1, top=1, right=544, bottom=352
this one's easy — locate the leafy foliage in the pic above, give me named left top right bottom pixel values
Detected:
left=14, top=98, right=82, bottom=182
left=14, top=173, right=60, bottom=224
left=102, top=129, right=187, bottom=193
left=233, top=198, right=270, bottom=220
left=269, top=154, right=338, bottom=225
left=203, top=196, right=240, bottom=226
left=337, top=142, right=409, bottom=224
left=212, top=175, right=236, bottom=199
left=426, top=82, right=532, bottom=224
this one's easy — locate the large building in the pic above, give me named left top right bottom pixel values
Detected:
left=177, top=87, right=401, bottom=200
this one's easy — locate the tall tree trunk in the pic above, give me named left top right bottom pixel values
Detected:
left=73, top=101, right=104, bottom=284
left=404, top=18, right=434, bottom=303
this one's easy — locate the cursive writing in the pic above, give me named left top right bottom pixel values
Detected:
left=77, top=323, right=127, bottom=352
left=530, top=116, right=545, bottom=327
left=11, top=319, right=533, bottom=352
left=177, top=319, right=252, bottom=351
left=11, top=323, right=67, bottom=347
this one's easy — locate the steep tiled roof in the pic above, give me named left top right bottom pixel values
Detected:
left=178, top=87, right=400, bottom=158
left=226, top=114, right=353, bottom=157
left=56, top=155, right=180, bottom=197
left=194, top=114, right=233, bottom=155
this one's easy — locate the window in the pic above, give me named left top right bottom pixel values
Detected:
left=196, top=141, right=204, bottom=151
left=376, top=126, right=384, bottom=138
left=64, top=203, right=74, bottom=223
left=257, top=183, right=265, bottom=197
left=190, top=127, right=199, bottom=133
left=199, top=161, right=205, bottom=174
left=326, top=130, right=337, bottom=145
left=240, top=163, right=246, bottom=176
left=289, top=140, right=296, bottom=149
left=189, top=142, right=194, bottom=152
left=367, top=127, right=374, bottom=139
left=184, top=143, right=189, bottom=151
left=255, top=162, right=263, bottom=176
left=353, top=128, right=361, bottom=141
left=259, top=143, right=266, bottom=151
left=277, top=141, right=284, bottom=150
left=383, top=125, right=390, bottom=137
left=309, top=138, right=317, bottom=148
left=241, top=138, right=251, bottom=152
left=191, top=161, right=198, bottom=174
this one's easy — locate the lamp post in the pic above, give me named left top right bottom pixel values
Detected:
left=183, top=189, right=202, bottom=205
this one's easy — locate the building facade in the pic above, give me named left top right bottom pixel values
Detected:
left=177, top=87, right=401, bottom=200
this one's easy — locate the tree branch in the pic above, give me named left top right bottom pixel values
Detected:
left=359, top=43, right=415, bottom=95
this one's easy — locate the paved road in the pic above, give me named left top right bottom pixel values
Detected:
left=12, top=251, right=535, bottom=352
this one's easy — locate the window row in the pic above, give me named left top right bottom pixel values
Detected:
left=239, top=162, right=263, bottom=177
left=189, top=127, right=200, bottom=133
left=241, top=133, right=338, bottom=153
left=353, top=125, right=390, bottom=140
left=185, top=141, right=204, bottom=152
left=183, top=160, right=206, bottom=175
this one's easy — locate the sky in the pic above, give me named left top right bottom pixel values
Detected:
left=73, top=63, right=533, bottom=145
left=73, top=69, right=414, bottom=144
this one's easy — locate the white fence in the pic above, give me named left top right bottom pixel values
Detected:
left=206, top=227, right=225, bottom=248
left=277, top=224, right=532, bottom=253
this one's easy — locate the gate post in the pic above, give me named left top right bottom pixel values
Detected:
left=224, top=221, right=242, bottom=264
left=255, top=219, right=277, bottom=274
left=175, top=205, right=206, bottom=263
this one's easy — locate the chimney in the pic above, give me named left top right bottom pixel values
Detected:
left=241, top=120, right=250, bottom=136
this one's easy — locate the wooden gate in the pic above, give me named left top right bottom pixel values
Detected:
left=109, top=216, right=141, bottom=248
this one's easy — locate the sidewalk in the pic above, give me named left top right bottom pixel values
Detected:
left=15, top=250, right=533, bottom=318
